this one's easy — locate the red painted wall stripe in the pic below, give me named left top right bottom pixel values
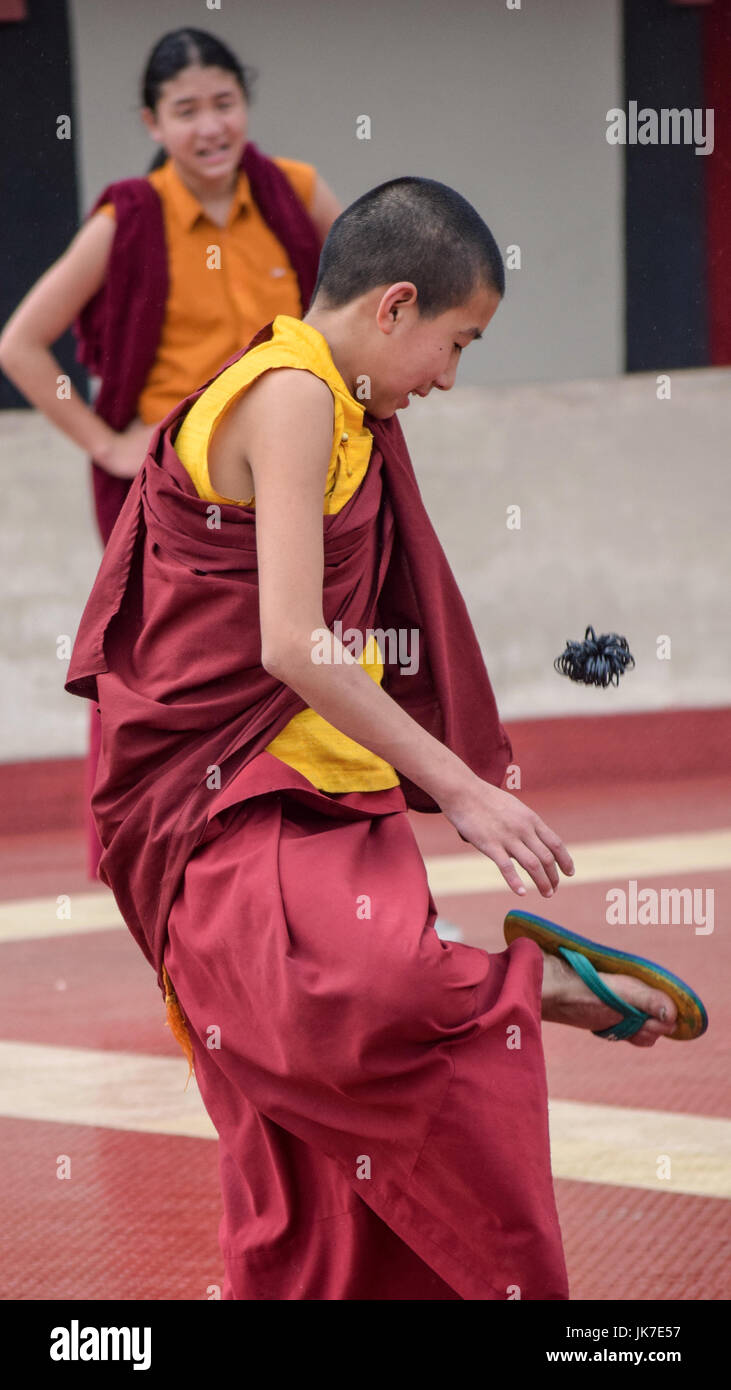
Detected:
left=1, top=707, right=730, bottom=835
left=505, top=706, right=731, bottom=790
left=0, top=1, right=28, bottom=20
left=704, top=0, right=731, bottom=364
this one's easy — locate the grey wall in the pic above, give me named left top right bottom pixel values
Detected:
left=68, top=0, right=623, bottom=387
left=5, top=368, right=729, bottom=760
left=400, top=368, right=731, bottom=720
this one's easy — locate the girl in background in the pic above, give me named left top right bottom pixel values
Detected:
left=0, top=27, right=340, bottom=877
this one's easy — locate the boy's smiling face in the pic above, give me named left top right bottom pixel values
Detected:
left=365, top=279, right=502, bottom=418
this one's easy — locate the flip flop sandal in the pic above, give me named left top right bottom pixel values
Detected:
left=503, top=909, right=708, bottom=1042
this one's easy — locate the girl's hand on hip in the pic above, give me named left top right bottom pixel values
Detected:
left=97, top=417, right=160, bottom=478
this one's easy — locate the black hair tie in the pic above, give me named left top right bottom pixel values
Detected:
left=554, top=625, right=635, bottom=687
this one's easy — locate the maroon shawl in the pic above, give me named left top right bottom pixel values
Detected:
left=73, top=142, right=322, bottom=544
left=65, top=322, right=512, bottom=984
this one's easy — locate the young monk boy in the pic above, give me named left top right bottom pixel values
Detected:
left=66, top=177, right=696, bottom=1302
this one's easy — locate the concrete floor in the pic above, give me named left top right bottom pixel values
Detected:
left=0, top=767, right=728, bottom=1300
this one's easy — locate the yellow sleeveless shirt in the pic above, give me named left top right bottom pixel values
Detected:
left=174, top=314, right=400, bottom=792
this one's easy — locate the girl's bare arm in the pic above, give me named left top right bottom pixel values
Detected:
left=0, top=212, right=120, bottom=463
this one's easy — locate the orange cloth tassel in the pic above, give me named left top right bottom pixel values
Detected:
left=162, top=963, right=194, bottom=1089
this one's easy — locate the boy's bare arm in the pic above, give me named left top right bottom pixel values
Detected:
left=238, top=368, right=573, bottom=897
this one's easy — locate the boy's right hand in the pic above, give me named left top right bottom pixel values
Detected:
left=97, top=418, right=160, bottom=478
left=440, top=775, right=575, bottom=898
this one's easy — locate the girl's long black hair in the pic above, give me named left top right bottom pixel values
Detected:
left=141, top=28, right=257, bottom=172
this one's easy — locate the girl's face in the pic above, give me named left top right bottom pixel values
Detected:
left=142, top=64, right=248, bottom=186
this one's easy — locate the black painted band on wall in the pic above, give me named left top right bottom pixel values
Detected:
left=0, top=0, right=86, bottom=409
left=623, top=0, right=709, bottom=372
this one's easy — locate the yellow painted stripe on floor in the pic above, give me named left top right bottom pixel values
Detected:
left=548, top=1100, right=731, bottom=1199
left=0, top=827, right=728, bottom=942
left=0, top=1040, right=213, bottom=1138
left=0, top=890, right=122, bottom=942
left=0, top=1040, right=728, bottom=1200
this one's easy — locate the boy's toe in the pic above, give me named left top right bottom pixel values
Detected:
left=643, top=983, right=678, bottom=1031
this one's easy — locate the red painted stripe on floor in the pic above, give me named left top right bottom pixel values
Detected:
left=0, top=931, right=173, bottom=1056
left=556, top=1178, right=731, bottom=1301
left=1, top=1113, right=727, bottom=1301
left=0, top=1117, right=222, bottom=1301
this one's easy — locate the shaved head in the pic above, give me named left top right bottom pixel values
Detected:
left=312, top=176, right=505, bottom=319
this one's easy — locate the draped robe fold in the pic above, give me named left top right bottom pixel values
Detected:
left=64, top=322, right=568, bottom=1300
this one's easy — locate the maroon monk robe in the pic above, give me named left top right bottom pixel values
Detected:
left=65, top=319, right=513, bottom=980
left=165, top=788, right=567, bottom=1299
left=71, top=142, right=322, bottom=880
left=65, top=321, right=569, bottom=1299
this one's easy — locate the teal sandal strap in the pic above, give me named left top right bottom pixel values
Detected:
left=558, top=945, right=651, bottom=1040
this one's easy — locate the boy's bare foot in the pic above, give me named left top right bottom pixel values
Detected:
left=540, top=949, right=678, bottom=1047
